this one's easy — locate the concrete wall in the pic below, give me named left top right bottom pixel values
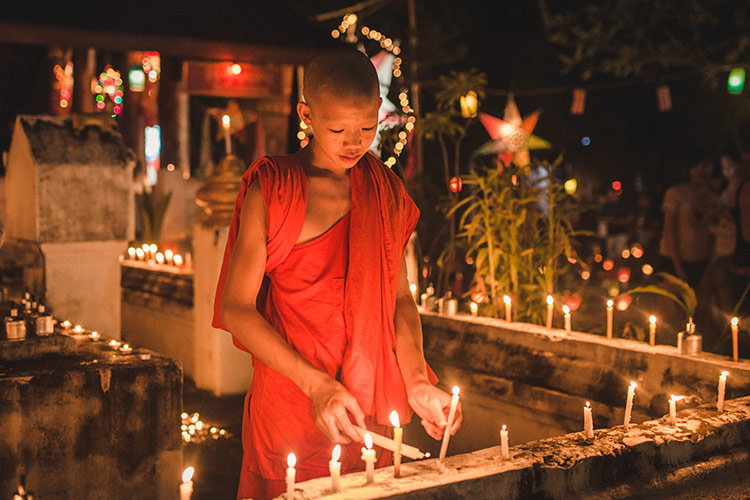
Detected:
left=0, top=336, right=182, bottom=500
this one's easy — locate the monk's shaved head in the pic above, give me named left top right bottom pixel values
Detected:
left=303, top=48, right=380, bottom=106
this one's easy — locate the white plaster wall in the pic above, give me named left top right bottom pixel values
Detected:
left=193, top=223, right=253, bottom=395
left=41, top=240, right=128, bottom=336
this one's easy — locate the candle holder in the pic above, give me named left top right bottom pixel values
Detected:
left=684, top=334, right=702, bottom=355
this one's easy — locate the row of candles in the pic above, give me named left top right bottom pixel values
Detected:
left=58, top=320, right=150, bottom=358
left=267, top=370, right=735, bottom=499
left=126, top=244, right=190, bottom=269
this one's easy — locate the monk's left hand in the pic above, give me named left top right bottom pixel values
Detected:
left=407, top=382, right=463, bottom=441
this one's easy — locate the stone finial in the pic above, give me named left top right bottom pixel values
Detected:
left=195, top=154, right=244, bottom=226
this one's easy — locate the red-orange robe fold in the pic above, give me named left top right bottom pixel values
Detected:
left=212, top=152, right=435, bottom=498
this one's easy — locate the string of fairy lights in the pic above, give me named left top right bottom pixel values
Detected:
left=297, top=13, right=415, bottom=168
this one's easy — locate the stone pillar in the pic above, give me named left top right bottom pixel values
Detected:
left=192, top=154, right=252, bottom=395
left=6, top=115, right=134, bottom=336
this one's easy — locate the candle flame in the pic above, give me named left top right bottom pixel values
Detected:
left=562, top=305, right=570, bottom=314
left=470, top=302, right=478, bottom=312
left=332, top=444, right=341, bottom=461
left=409, top=283, right=417, bottom=293
left=502, top=424, right=507, bottom=431
left=721, top=371, right=729, bottom=376
left=156, top=252, right=165, bottom=264
left=364, top=433, right=373, bottom=449
left=649, top=315, right=656, bottom=325
left=142, top=243, right=149, bottom=251
left=389, top=410, right=400, bottom=428
left=630, top=381, right=637, bottom=388
left=174, top=254, right=183, bottom=266
left=607, top=299, right=613, bottom=307
left=585, top=401, right=590, bottom=408
left=222, top=114, right=231, bottom=127
left=136, top=248, right=144, bottom=258
left=547, top=295, right=554, bottom=305
left=452, top=385, right=460, bottom=396
left=91, top=331, right=99, bottom=338
left=182, top=466, right=194, bottom=483
left=128, top=247, right=135, bottom=256
left=670, top=395, right=684, bottom=402
left=287, top=452, right=296, bottom=468
left=149, top=243, right=157, bottom=253
left=731, top=317, right=738, bottom=326
left=504, top=295, right=511, bottom=305
left=165, top=249, right=173, bottom=259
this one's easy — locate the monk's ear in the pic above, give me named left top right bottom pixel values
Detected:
left=297, top=102, right=313, bottom=132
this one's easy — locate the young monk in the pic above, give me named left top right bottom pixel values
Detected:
left=214, top=48, right=462, bottom=500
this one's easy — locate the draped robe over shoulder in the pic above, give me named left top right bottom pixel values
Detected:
left=212, top=152, right=434, bottom=499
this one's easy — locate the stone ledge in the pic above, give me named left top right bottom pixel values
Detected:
left=283, top=396, right=750, bottom=500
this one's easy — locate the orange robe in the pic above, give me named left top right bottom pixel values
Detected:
left=212, top=153, right=434, bottom=499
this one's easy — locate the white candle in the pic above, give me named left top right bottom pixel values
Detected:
left=142, top=243, right=149, bottom=260
left=156, top=252, right=165, bottom=265
left=606, top=300, right=613, bottom=339
left=438, top=385, right=460, bottom=462
left=583, top=402, right=594, bottom=439
left=504, top=295, right=512, bottom=322
left=731, top=317, right=739, bottom=362
left=390, top=411, right=403, bottom=477
left=563, top=305, right=571, bottom=332
left=717, top=371, right=728, bottom=412
left=136, top=248, right=145, bottom=261
left=165, top=249, right=174, bottom=266
left=222, top=114, right=232, bottom=155
left=421, top=293, right=428, bottom=308
left=286, top=453, right=296, bottom=499
left=174, top=254, right=184, bottom=267
left=409, top=283, right=418, bottom=304
left=127, top=247, right=136, bottom=260
left=90, top=331, right=100, bottom=341
left=546, top=295, right=554, bottom=328
left=361, top=433, right=376, bottom=484
left=180, top=466, right=194, bottom=500
left=329, top=445, right=341, bottom=492
left=649, top=315, right=656, bottom=346
left=470, top=301, right=478, bottom=317
left=352, top=426, right=426, bottom=459
left=624, top=381, right=637, bottom=431
left=500, top=424, right=509, bottom=459
left=669, top=395, right=683, bottom=425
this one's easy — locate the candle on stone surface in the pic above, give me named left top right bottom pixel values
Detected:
left=504, top=295, right=512, bottom=322
left=649, top=315, right=656, bottom=346
left=668, top=395, right=683, bottom=426
left=500, top=424, right=510, bottom=459
left=61, top=320, right=71, bottom=330
left=470, top=301, right=478, bottom=317
left=142, top=243, right=150, bottom=260
left=329, top=445, right=341, bottom=492
left=90, top=330, right=100, bottom=341
left=731, top=317, right=739, bottom=362
left=546, top=295, right=554, bottom=328
left=606, top=300, right=614, bottom=340
left=222, top=114, right=232, bottom=155
left=156, top=252, right=165, bottom=265
left=120, top=343, right=133, bottom=354
left=409, top=283, right=418, bottom=304
left=624, top=381, right=637, bottom=431
left=127, top=247, right=136, bottom=260
left=136, top=248, right=145, bottom=261
left=361, top=433, right=376, bottom=484
left=174, top=254, right=183, bottom=267
left=165, top=249, right=174, bottom=266
left=438, top=385, right=460, bottom=462
left=421, top=293, right=428, bottom=308
left=73, top=324, right=84, bottom=334
left=180, top=466, right=194, bottom=500
left=717, top=371, right=728, bottom=412
left=286, top=453, right=296, bottom=499
left=390, top=411, right=403, bottom=477
left=563, top=305, right=571, bottom=332
left=583, top=402, right=594, bottom=439
left=149, top=244, right=157, bottom=263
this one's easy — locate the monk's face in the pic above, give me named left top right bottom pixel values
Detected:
left=298, top=91, right=381, bottom=171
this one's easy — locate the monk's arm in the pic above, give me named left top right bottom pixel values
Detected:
left=220, top=180, right=365, bottom=444
left=394, top=254, right=462, bottom=440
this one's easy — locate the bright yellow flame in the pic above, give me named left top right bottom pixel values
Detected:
left=670, top=394, right=684, bottom=402
left=585, top=401, right=590, bottom=408
left=142, top=243, right=149, bottom=251
left=149, top=244, right=157, bottom=253
left=409, top=283, right=417, bottom=293
left=502, top=424, right=507, bottom=431
left=630, top=381, right=637, bottom=388
left=332, top=444, right=341, bottom=461
left=222, top=114, right=230, bottom=127
left=174, top=254, right=183, bottom=266
left=364, top=433, right=373, bottom=449
left=607, top=299, right=613, bottom=307
left=731, top=317, right=738, bottom=326
left=156, top=252, right=164, bottom=264
left=452, top=385, right=460, bottom=396
left=503, top=295, right=511, bottom=305
left=470, top=302, right=478, bottom=312
left=547, top=295, right=554, bottom=305
left=390, top=410, right=400, bottom=427
left=182, top=466, right=194, bottom=483
left=562, top=305, right=570, bottom=314
left=722, top=371, right=729, bottom=376
left=649, top=315, right=656, bottom=325
left=165, top=249, right=173, bottom=260
left=128, top=247, right=135, bottom=256
left=287, top=453, right=296, bottom=468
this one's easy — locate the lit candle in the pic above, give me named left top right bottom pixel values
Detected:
left=180, top=466, right=194, bottom=500
left=222, top=114, right=232, bottom=155
left=127, top=247, right=136, bottom=260
left=500, top=424, right=509, bottom=459
left=563, top=305, right=571, bottom=332
left=717, top=371, right=728, bottom=412
left=390, top=411, right=402, bottom=477
left=731, top=317, right=739, bottom=362
left=90, top=331, right=100, bottom=341
left=60, top=320, right=72, bottom=330
left=361, top=433, right=376, bottom=484
left=73, top=324, right=84, bottom=334
left=438, top=385, right=460, bottom=462
left=351, top=426, right=426, bottom=459
left=606, top=300, right=614, bottom=339
left=165, top=249, right=174, bottom=266
left=546, top=295, right=554, bottom=328
left=149, top=244, right=157, bottom=263
left=470, top=301, right=478, bottom=317
left=329, top=445, right=341, bottom=492
left=142, top=243, right=149, bottom=260
left=409, top=283, right=418, bottom=304
left=420, top=293, right=428, bottom=308
left=504, top=295, right=512, bottom=322
left=624, top=381, right=637, bottom=431
left=174, top=254, right=183, bottom=267
left=156, top=252, right=165, bottom=265
left=120, top=343, right=133, bottom=354
left=583, top=402, right=594, bottom=439
left=649, top=315, right=656, bottom=346
left=136, top=248, right=145, bottom=261
left=286, top=453, right=296, bottom=499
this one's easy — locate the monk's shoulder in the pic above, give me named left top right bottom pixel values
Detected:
left=242, top=154, right=300, bottom=187
left=363, top=152, right=407, bottom=194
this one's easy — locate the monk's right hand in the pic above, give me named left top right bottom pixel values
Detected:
left=309, top=377, right=366, bottom=444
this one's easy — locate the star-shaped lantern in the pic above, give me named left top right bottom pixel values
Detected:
left=476, top=94, right=550, bottom=167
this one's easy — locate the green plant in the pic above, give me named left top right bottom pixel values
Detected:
left=135, top=190, right=172, bottom=244
left=617, top=272, right=697, bottom=323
